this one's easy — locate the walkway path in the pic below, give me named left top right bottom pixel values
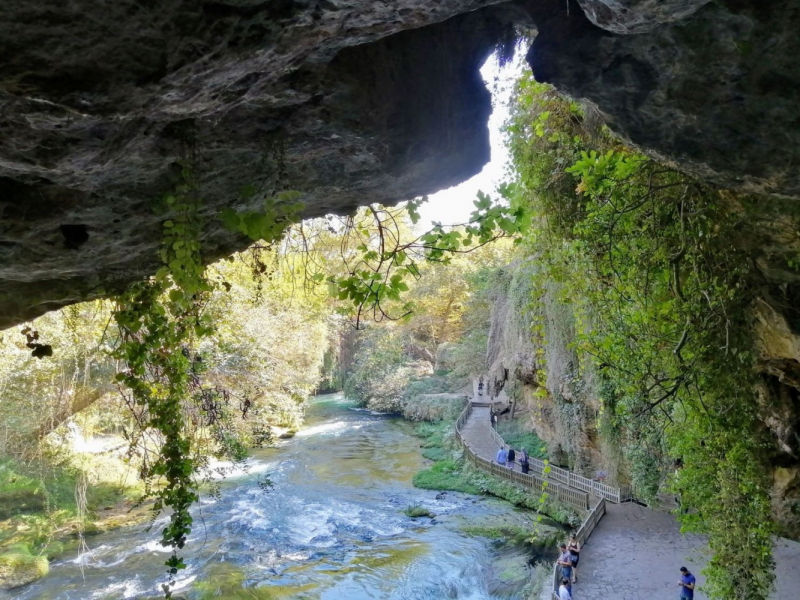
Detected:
left=458, top=395, right=800, bottom=600
left=573, top=502, right=707, bottom=600
left=459, top=405, right=500, bottom=462
left=574, top=503, right=800, bottom=600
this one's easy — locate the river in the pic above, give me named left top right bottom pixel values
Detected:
left=15, top=394, right=546, bottom=599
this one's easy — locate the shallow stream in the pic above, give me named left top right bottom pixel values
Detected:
left=15, top=394, right=549, bottom=599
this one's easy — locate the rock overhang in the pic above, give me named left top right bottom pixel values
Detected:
left=1, top=0, right=798, bottom=328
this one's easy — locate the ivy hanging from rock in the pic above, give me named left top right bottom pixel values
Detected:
left=505, top=73, right=775, bottom=599
left=111, top=163, right=214, bottom=595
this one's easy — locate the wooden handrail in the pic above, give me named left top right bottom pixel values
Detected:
left=453, top=403, right=589, bottom=510
left=455, top=401, right=610, bottom=599
left=551, top=497, right=606, bottom=598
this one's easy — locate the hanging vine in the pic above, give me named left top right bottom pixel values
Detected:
left=112, top=163, right=216, bottom=596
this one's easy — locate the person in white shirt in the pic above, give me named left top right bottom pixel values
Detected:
left=558, top=578, right=572, bottom=600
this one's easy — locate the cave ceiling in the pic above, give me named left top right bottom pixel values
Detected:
left=0, top=0, right=797, bottom=328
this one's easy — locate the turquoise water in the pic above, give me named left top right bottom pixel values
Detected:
left=13, top=394, right=537, bottom=599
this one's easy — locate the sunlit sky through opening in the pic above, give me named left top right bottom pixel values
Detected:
left=415, top=53, right=526, bottom=231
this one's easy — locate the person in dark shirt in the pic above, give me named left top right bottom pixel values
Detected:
left=567, top=535, right=580, bottom=582
left=507, top=447, right=516, bottom=470
left=678, top=566, right=695, bottom=599
left=520, top=449, right=530, bottom=474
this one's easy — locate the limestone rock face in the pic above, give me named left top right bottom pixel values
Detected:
left=772, top=467, right=800, bottom=540
left=526, top=0, right=800, bottom=197
left=577, top=0, right=711, bottom=34
left=0, top=0, right=524, bottom=328
left=1, top=0, right=800, bottom=330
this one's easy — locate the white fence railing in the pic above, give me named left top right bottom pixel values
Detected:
left=525, top=457, right=629, bottom=503
left=456, top=404, right=613, bottom=600
left=480, top=404, right=632, bottom=504
left=455, top=405, right=590, bottom=510
left=550, top=497, right=607, bottom=600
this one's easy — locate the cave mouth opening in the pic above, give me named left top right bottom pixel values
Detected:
left=415, top=49, right=527, bottom=231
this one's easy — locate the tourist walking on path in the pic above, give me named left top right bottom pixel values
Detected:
left=567, top=535, right=580, bottom=583
left=491, top=411, right=498, bottom=429
left=506, top=447, right=516, bottom=470
left=557, top=543, right=573, bottom=594
left=489, top=408, right=495, bottom=426
left=495, top=446, right=507, bottom=467
left=558, top=578, right=572, bottom=600
left=478, top=378, right=484, bottom=396
left=678, top=566, right=695, bottom=599
left=520, top=449, right=530, bottom=474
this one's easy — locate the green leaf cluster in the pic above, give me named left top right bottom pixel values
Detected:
left=505, top=72, right=775, bottom=599
left=220, top=189, right=303, bottom=243
left=112, top=165, right=217, bottom=595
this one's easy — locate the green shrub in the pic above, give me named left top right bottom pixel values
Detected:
left=420, top=447, right=450, bottom=462
left=496, top=421, right=547, bottom=459
left=403, top=504, right=435, bottom=518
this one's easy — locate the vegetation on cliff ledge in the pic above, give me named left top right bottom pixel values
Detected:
left=504, top=71, right=777, bottom=599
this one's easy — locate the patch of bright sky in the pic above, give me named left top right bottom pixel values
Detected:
left=415, top=53, right=527, bottom=232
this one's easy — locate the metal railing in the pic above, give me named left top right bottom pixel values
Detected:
left=454, top=405, right=590, bottom=510
left=551, top=497, right=607, bottom=600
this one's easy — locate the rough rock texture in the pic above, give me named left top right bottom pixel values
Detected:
left=483, top=263, right=605, bottom=475
left=754, top=298, right=800, bottom=539
left=0, top=0, right=527, bottom=328
left=526, top=0, right=800, bottom=197
left=2, top=0, right=800, bottom=328
left=577, top=0, right=710, bottom=34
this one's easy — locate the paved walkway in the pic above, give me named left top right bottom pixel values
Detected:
left=459, top=405, right=500, bottom=462
left=574, top=503, right=800, bottom=600
left=460, top=399, right=800, bottom=600
left=573, top=502, right=707, bottom=600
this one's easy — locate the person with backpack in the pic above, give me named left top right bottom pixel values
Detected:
left=506, top=447, right=516, bottom=470
left=495, top=446, right=507, bottom=467
left=477, top=379, right=484, bottom=396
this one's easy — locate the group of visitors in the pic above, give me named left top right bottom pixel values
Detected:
left=555, top=540, right=695, bottom=600
left=556, top=537, right=580, bottom=599
left=494, top=444, right=530, bottom=473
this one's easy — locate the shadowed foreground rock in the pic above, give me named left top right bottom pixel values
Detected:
left=0, top=0, right=799, bottom=327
